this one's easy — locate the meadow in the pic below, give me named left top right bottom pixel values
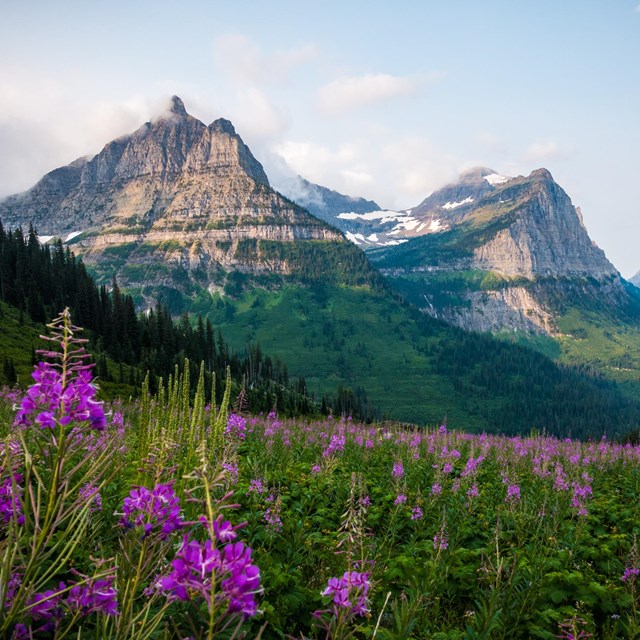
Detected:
left=1, top=312, right=640, bottom=639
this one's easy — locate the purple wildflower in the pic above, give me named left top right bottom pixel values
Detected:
left=16, top=363, right=106, bottom=431
left=264, top=505, right=283, bottom=533
left=79, top=483, right=102, bottom=513
left=433, top=533, right=449, bottom=551
left=28, top=583, right=66, bottom=628
left=0, top=472, right=25, bottom=526
left=622, top=567, right=640, bottom=583
left=159, top=535, right=261, bottom=618
left=431, top=483, right=442, bottom=495
left=392, top=462, right=404, bottom=478
left=322, top=433, right=346, bottom=458
left=222, top=462, right=239, bottom=484
left=505, top=484, right=520, bottom=504
left=66, top=576, right=118, bottom=616
left=321, top=571, right=370, bottom=617
left=120, top=482, right=183, bottom=539
left=248, top=478, right=264, bottom=494
left=394, top=494, right=407, bottom=505
left=411, top=506, right=423, bottom=520
left=225, top=414, right=247, bottom=440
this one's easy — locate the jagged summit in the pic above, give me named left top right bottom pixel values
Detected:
left=209, top=118, right=236, bottom=135
left=0, top=95, right=342, bottom=301
left=0, top=96, right=284, bottom=232
left=168, top=95, right=187, bottom=116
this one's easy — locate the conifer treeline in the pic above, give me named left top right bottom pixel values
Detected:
left=0, top=224, right=375, bottom=419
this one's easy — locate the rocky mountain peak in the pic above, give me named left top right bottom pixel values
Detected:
left=209, top=118, right=237, bottom=136
left=168, top=95, right=188, bottom=117
left=530, top=167, right=554, bottom=182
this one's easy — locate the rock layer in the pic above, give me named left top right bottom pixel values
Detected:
left=0, top=96, right=343, bottom=295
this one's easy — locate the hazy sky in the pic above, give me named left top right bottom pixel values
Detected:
left=1, top=0, right=638, bottom=276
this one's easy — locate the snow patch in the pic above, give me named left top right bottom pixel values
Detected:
left=367, top=233, right=379, bottom=242
left=346, top=231, right=368, bottom=245
left=37, top=235, right=54, bottom=244
left=429, top=219, right=445, bottom=232
left=442, top=197, right=474, bottom=210
left=64, top=231, right=83, bottom=242
left=382, top=239, right=409, bottom=246
left=338, top=210, right=407, bottom=224
left=484, top=173, right=510, bottom=186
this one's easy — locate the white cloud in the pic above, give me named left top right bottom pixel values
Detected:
left=212, top=34, right=318, bottom=86
left=230, top=87, right=289, bottom=140
left=0, top=65, right=171, bottom=196
left=316, top=74, right=418, bottom=115
left=524, top=140, right=571, bottom=162
left=269, top=134, right=458, bottom=209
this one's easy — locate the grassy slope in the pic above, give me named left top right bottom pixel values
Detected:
left=0, top=302, right=43, bottom=385
left=201, top=285, right=467, bottom=427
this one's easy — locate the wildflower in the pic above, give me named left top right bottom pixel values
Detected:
left=394, top=494, right=407, bottom=505
left=359, top=495, right=371, bottom=508
left=411, top=506, right=423, bottom=520
left=433, top=533, right=449, bottom=551
left=505, top=484, right=520, bottom=503
left=248, top=478, right=264, bottom=494
left=321, top=571, right=370, bottom=617
left=392, top=462, right=404, bottom=478
left=28, top=583, right=66, bottom=628
left=225, top=414, right=247, bottom=440
left=0, top=472, right=25, bottom=526
left=467, top=484, right=479, bottom=498
left=264, top=505, right=283, bottom=533
left=120, top=482, right=183, bottom=539
left=311, top=464, right=322, bottom=474
left=213, top=517, right=239, bottom=543
left=160, top=536, right=261, bottom=618
left=16, top=363, right=106, bottom=431
left=622, top=567, right=640, bottom=583
left=222, top=461, right=239, bottom=484
left=79, top=483, right=102, bottom=513
left=431, top=483, right=442, bottom=495
left=67, top=576, right=118, bottom=616
left=322, top=433, right=346, bottom=458
left=3, top=572, right=22, bottom=611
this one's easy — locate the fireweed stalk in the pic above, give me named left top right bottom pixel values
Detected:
left=1, top=309, right=123, bottom=636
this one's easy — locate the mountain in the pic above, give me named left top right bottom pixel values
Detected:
left=0, top=96, right=350, bottom=308
left=631, top=271, right=640, bottom=288
left=279, top=176, right=450, bottom=248
left=2, top=98, right=639, bottom=435
left=369, top=168, right=640, bottom=387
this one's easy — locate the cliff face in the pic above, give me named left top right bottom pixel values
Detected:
left=371, top=168, right=628, bottom=335
left=0, top=96, right=345, bottom=299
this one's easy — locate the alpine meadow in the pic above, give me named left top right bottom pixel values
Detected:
left=1, top=2, right=640, bottom=638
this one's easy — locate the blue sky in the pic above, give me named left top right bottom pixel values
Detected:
left=1, top=0, right=638, bottom=275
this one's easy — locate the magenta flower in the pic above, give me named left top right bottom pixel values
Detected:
left=0, top=471, right=25, bottom=526
left=66, top=576, right=118, bottom=616
left=225, top=414, right=247, bottom=440
left=120, top=482, right=183, bottom=539
left=505, top=484, right=520, bottom=503
left=16, top=363, right=106, bottom=431
left=321, top=571, right=370, bottom=617
left=392, top=462, right=404, bottom=478
left=159, top=535, right=261, bottom=618
left=622, top=567, right=640, bottom=583
left=411, top=506, right=423, bottom=520
left=394, top=494, right=407, bottom=505
left=79, top=483, right=102, bottom=513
